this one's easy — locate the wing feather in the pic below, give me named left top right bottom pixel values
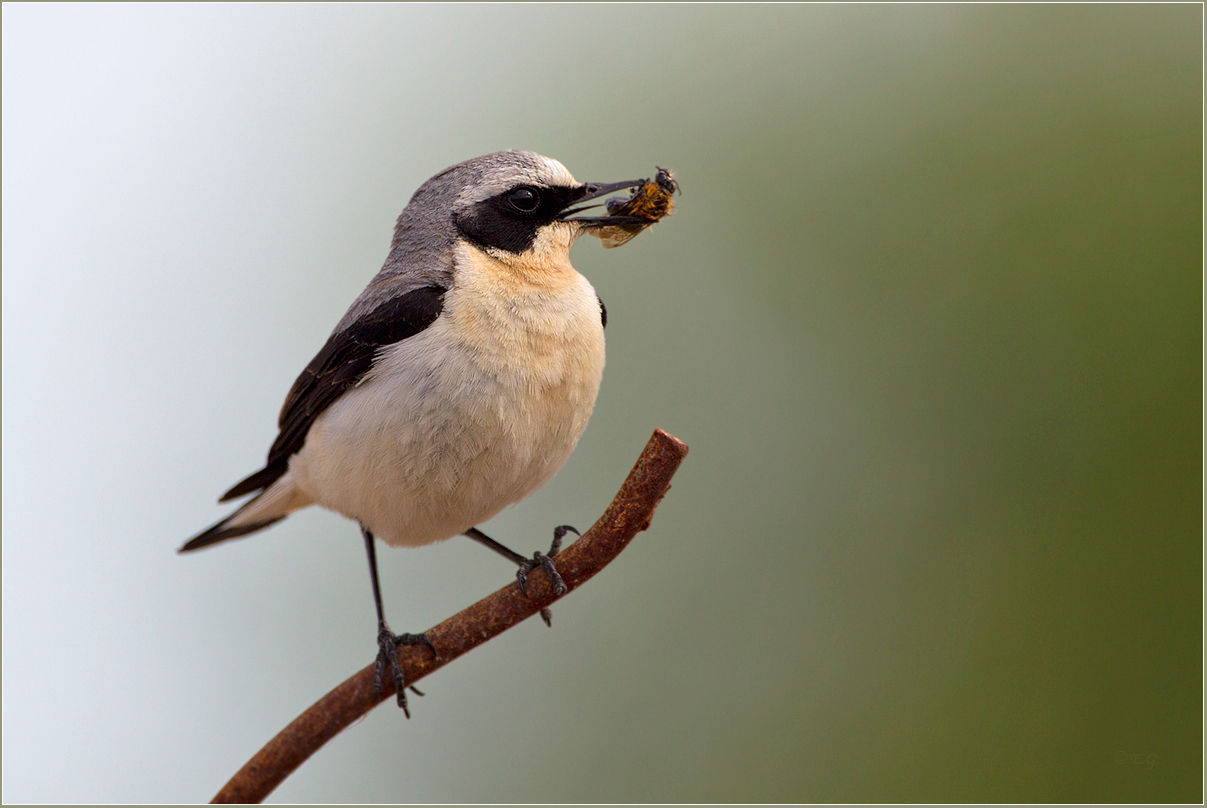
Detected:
left=220, top=285, right=446, bottom=502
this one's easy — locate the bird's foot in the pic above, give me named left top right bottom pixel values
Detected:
left=517, top=525, right=578, bottom=626
left=373, top=625, right=436, bottom=717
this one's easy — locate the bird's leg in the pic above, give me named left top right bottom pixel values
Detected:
left=362, top=526, right=435, bottom=717
left=463, top=525, right=576, bottom=627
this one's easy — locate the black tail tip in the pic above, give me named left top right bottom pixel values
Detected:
left=178, top=516, right=285, bottom=553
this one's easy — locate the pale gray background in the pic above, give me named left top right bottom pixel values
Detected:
left=4, top=4, right=1200, bottom=803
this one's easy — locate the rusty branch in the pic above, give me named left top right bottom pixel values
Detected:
left=211, top=428, right=689, bottom=804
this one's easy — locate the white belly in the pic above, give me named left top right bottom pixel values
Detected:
left=287, top=251, right=605, bottom=547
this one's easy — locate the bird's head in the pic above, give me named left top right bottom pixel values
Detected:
left=398, top=151, right=646, bottom=265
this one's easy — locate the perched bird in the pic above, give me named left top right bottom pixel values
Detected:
left=180, top=150, right=657, bottom=715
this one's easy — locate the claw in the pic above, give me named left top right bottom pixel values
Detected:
left=373, top=626, right=436, bottom=717
left=539, top=551, right=568, bottom=596
left=516, top=525, right=577, bottom=598
left=516, top=564, right=532, bottom=598
left=517, top=550, right=567, bottom=598
left=550, top=524, right=579, bottom=557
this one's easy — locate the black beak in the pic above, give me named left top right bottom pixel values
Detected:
left=558, top=179, right=648, bottom=227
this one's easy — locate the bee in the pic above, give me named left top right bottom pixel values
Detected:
left=595, top=167, right=679, bottom=249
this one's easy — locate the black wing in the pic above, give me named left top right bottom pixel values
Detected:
left=220, top=285, right=446, bottom=502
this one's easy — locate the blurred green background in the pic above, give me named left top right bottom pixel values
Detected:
left=3, top=4, right=1200, bottom=803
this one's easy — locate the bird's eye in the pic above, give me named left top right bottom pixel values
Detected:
left=506, top=187, right=540, bottom=213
